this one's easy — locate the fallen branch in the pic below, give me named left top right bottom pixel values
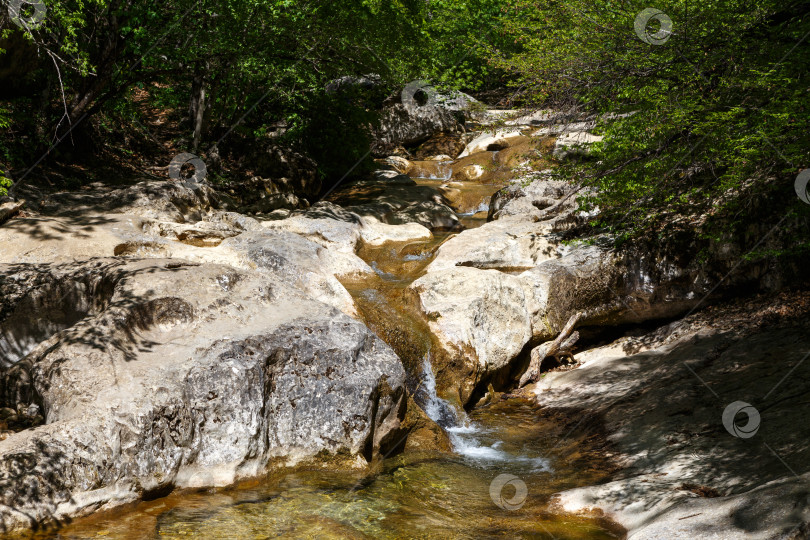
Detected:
left=519, top=311, right=582, bottom=387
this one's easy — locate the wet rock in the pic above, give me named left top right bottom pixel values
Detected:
left=456, top=164, right=485, bottom=181
left=458, top=130, right=525, bottom=158
left=371, top=170, right=415, bottom=183
left=434, top=182, right=500, bottom=215
left=399, top=396, right=452, bottom=453
left=413, top=132, right=467, bottom=160
left=377, top=156, right=413, bottom=175
left=0, top=259, right=407, bottom=533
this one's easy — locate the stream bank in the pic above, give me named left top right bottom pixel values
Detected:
left=1, top=100, right=807, bottom=539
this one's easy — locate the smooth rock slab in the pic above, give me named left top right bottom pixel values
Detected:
left=0, top=259, right=406, bottom=533
left=411, top=266, right=531, bottom=404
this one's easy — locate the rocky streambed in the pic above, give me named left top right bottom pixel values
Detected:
left=1, top=108, right=808, bottom=539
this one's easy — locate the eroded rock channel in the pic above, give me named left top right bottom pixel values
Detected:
left=1, top=107, right=807, bottom=540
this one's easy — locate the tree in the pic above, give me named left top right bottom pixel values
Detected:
left=496, top=0, right=810, bottom=258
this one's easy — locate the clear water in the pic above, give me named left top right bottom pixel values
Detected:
left=21, top=177, right=622, bottom=540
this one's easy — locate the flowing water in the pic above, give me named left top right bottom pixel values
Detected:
left=29, top=178, right=622, bottom=539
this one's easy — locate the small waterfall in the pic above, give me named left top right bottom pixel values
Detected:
left=423, top=161, right=453, bottom=181
left=415, top=355, right=460, bottom=429
left=459, top=201, right=490, bottom=216
left=416, top=356, right=551, bottom=471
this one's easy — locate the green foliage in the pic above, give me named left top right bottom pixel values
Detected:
left=0, top=0, right=509, bottom=191
left=496, top=1, right=810, bottom=255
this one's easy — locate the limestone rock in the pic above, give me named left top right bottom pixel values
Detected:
left=458, top=130, right=525, bottom=158
left=552, top=131, right=604, bottom=158
left=410, top=266, right=532, bottom=404
left=372, top=103, right=463, bottom=157
left=378, top=156, right=413, bottom=175
left=0, top=259, right=407, bottom=533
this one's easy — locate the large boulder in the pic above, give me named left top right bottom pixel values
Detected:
left=408, top=173, right=705, bottom=405
left=488, top=173, right=571, bottom=221
left=410, top=267, right=532, bottom=405
left=425, top=218, right=562, bottom=273
left=538, top=304, right=810, bottom=539
left=372, top=103, right=463, bottom=157
left=0, top=259, right=407, bottom=533
left=37, top=180, right=218, bottom=223
left=0, top=209, right=367, bottom=318
left=221, top=145, right=321, bottom=213
left=412, top=240, right=703, bottom=406
left=412, top=132, right=468, bottom=160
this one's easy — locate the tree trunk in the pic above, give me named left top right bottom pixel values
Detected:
left=189, top=62, right=209, bottom=152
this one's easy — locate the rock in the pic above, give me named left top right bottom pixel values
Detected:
left=358, top=216, right=432, bottom=247
left=0, top=200, right=24, bottom=225
left=140, top=213, right=255, bottom=247
left=456, top=164, right=485, bottom=181
left=488, top=173, right=570, bottom=221
left=216, top=145, right=320, bottom=213
left=378, top=156, right=413, bottom=175
left=330, top=179, right=461, bottom=232
left=413, top=132, right=467, bottom=160
left=0, top=209, right=367, bottom=317
left=371, top=170, right=415, bottom=183
left=410, top=218, right=701, bottom=405
left=458, top=130, right=525, bottom=158
left=398, top=396, right=452, bottom=453
left=372, top=103, right=463, bottom=157
left=410, top=266, right=532, bottom=405
left=211, top=230, right=368, bottom=315
left=504, top=109, right=561, bottom=126
left=37, top=180, right=218, bottom=224
left=0, top=259, right=407, bottom=533
left=425, top=218, right=562, bottom=273
left=433, top=90, right=481, bottom=120
left=262, top=202, right=364, bottom=256
left=552, top=131, right=603, bottom=158
left=407, top=160, right=453, bottom=181
left=325, top=74, right=382, bottom=95
left=0, top=214, right=149, bottom=264
left=468, top=109, right=515, bottom=126
left=232, top=177, right=308, bottom=214
left=537, top=308, right=810, bottom=539
left=249, top=145, right=320, bottom=199
left=519, top=245, right=702, bottom=341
